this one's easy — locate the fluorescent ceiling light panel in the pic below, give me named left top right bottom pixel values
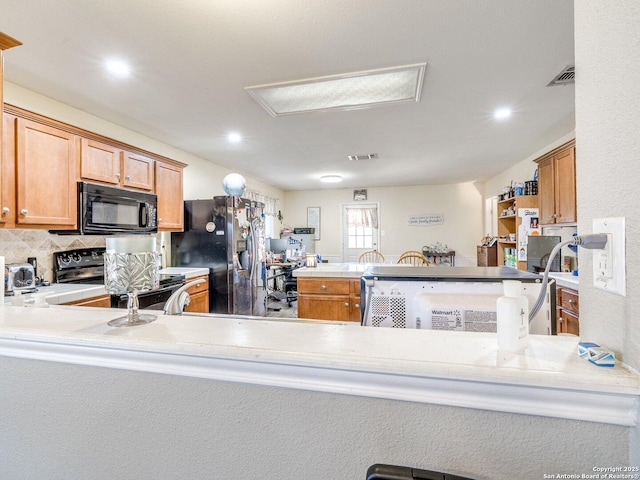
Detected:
left=245, top=63, right=426, bottom=117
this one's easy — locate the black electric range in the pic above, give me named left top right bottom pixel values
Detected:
left=53, top=247, right=185, bottom=309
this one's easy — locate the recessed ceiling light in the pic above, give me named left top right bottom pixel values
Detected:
left=494, top=107, right=512, bottom=120
left=105, top=59, right=131, bottom=78
left=245, top=63, right=427, bottom=117
left=227, top=132, right=242, bottom=143
left=320, top=175, right=343, bottom=183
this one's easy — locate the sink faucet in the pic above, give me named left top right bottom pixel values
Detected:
left=163, top=280, right=201, bottom=315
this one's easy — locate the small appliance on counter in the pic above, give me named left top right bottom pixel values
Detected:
left=5, top=263, right=37, bottom=295
left=360, top=266, right=555, bottom=335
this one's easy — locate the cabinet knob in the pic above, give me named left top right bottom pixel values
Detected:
left=125, top=175, right=131, bottom=181
left=354, top=303, right=360, bottom=308
left=158, top=218, right=163, bottom=223
left=568, top=299, right=574, bottom=304
left=20, top=209, right=28, bottom=216
left=1, top=207, right=9, bottom=215
left=116, top=173, right=121, bottom=180
left=321, top=285, right=327, bottom=289
left=344, top=302, right=349, bottom=307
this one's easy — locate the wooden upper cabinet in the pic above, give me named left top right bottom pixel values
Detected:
left=3, top=102, right=186, bottom=232
left=122, top=151, right=154, bottom=191
left=553, top=147, right=577, bottom=224
left=1, top=113, right=16, bottom=227
left=81, top=140, right=155, bottom=191
left=155, top=160, right=184, bottom=231
left=80, top=138, right=122, bottom=185
left=0, top=33, right=22, bottom=227
left=535, top=141, right=576, bottom=225
left=15, top=118, right=78, bottom=228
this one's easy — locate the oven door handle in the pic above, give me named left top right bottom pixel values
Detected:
left=117, top=283, right=184, bottom=299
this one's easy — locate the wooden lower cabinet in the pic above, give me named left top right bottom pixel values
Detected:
left=556, top=286, right=579, bottom=335
left=297, top=277, right=361, bottom=322
left=477, top=245, right=497, bottom=266
left=183, top=275, right=209, bottom=313
left=62, top=294, right=111, bottom=308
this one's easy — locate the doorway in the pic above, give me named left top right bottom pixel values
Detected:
left=342, top=203, right=380, bottom=262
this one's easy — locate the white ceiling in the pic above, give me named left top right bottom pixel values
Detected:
left=0, top=0, right=575, bottom=192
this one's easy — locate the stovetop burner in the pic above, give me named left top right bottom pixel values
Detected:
left=53, top=247, right=184, bottom=288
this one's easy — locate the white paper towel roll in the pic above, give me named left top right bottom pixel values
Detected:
left=106, top=236, right=156, bottom=254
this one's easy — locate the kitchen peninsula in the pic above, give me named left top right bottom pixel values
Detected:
left=0, top=303, right=638, bottom=479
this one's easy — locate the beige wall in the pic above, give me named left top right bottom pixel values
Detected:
left=284, top=182, right=484, bottom=265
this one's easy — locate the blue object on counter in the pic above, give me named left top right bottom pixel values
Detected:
left=572, top=269, right=578, bottom=276
left=568, top=232, right=578, bottom=253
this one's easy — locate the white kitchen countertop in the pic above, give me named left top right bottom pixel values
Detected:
left=294, top=262, right=398, bottom=278
left=159, top=267, right=209, bottom=278
left=3, top=267, right=208, bottom=306
left=0, top=304, right=637, bottom=427
left=3, top=283, right=107, bottom=306
left=549, top=272, right=580, bottom=289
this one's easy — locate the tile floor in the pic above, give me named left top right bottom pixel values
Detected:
left=266, top=298, right=297, bottom=318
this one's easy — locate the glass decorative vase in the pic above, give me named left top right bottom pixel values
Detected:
left=104, top=249, right=159, bottom=327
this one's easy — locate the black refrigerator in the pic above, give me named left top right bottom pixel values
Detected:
left=171, top=196, right=266, bottom=316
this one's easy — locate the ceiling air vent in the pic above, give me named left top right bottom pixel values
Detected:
left=547, top=65, right=575, bottom=86
left=348, top=153, right=379, bottom=161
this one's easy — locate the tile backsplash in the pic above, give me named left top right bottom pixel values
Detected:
left=0, top=229, right=163, bottom=283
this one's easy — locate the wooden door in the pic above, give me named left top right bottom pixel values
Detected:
left=342, top=203, right=381, bottom=262
left=16, top=118, right=78, bottom=227
left=1, top=113, right=16, bottom=227
left=554, top=147, right=577, bottom=223
left=80, top=138, right=121, bottom=185
left=155, top=160, right=184, bottom=230
left=122, top=151, right=154, bottom=191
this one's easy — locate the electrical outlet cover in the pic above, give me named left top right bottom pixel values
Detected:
left=593, top=217, right=626, bottom=296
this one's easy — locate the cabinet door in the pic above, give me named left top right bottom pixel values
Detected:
left=16, top=118, right=78, bottom=227
left=122, top=151, right=154, bottom=191
left=554, top=147, right=577, bottom=223
left=562, top=309, right=580, bottom=336
left=155, top=160, right=184, bottom=231
left=537, top=158, right=555, bottom=224
left=64, top=295, right=111, bottom=307
left=183, top=275, right=209, bottom=313
left=184, top=291, right=209, bottom=313
left=1, top=113, right=16, bottom=227
left=298, top=294, right=351, bottom=321
left=80, top=138, right=121, bottom=185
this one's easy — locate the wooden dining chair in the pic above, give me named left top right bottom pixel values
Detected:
left=397, top=251, right=430, bottom=266
left=358, top=250, right=385, bottom=263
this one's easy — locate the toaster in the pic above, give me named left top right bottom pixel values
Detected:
left=5, top=263, right=36, bottom=294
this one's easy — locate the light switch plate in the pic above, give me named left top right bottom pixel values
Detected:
left=593, top=217, right=626, bottom=296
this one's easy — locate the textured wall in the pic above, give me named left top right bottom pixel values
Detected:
left=0, top=229, right=106, bottom=282
left=575, top=2, right=640, bottom=372
left=0, top=356, right=630, bottom=480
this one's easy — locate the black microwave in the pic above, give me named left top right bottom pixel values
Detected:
left=51, top=182, right=158, bottom=235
